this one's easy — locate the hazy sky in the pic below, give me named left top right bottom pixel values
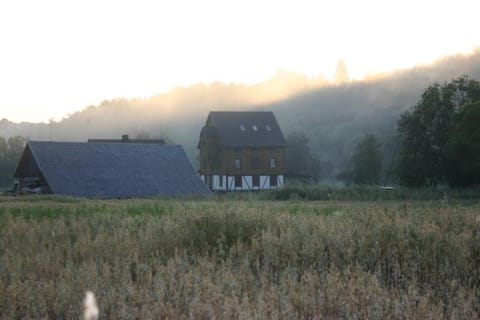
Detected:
left=0, top=0, right=479, bottom=123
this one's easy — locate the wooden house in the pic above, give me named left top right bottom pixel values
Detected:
left=198, top=111, right=287, bottom=191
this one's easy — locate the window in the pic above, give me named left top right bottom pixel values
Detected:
left=270, top=174, right=277, bottom=187
left=251, top=157, right=260, bottom=169
left=240, top=125, right=246, bottom=131
left=235, top=175, right=242, bottom=188
left=253, top=175, right=260, bottom=187
left=234, top=159, right=241, bottom=169
left=252, top=125, right=258, bottom=131
left=265, top=124, right=271, bottom=131
left=219, top=176, right=223, bottom=187
left=270, top=156, right=277, bottom=168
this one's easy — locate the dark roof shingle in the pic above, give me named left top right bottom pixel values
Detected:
left=208, top=111, right=287, bottom=148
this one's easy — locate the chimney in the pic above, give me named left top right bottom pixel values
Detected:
left=122, top=134, right=129, bottom=141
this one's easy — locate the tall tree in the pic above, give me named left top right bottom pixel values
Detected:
left=0, top=137, right=9, bottom=187
left=286, top=132, right=321, bottom=182
left=0, top=136, right=26, bottom=188
left=396, top=76, right=480, bottom=187
left=351, top=134, right=382, bottom=185
left=443, top=102, right=480, bottom=187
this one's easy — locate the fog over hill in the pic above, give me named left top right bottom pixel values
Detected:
left=2, top=50, right=480, bottom=180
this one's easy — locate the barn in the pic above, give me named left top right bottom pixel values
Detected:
left=14, top=140, right=211, bottom=198
left=198, top=111, right=287, bottom=191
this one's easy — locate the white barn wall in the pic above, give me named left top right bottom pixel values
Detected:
left=260, top=175, right=269, bottom=190
left=202, top=174, right=284, bottom=191
left=242, top=176, right=252, bottom=190
left=278, top=175, right=284, bottom=187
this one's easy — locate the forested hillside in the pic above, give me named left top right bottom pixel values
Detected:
left=1, top=50, right=479, bottom=186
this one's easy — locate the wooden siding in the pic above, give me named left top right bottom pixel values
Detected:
left=198, top=134, right=223, bottom=174
left=224, top=147, right=285, bottom=175
left=200, top=144, right=286, bottom=176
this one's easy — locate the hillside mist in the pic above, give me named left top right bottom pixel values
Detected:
left=2, top=50, right=480, bottom=181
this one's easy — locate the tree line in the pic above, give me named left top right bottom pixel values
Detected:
left=396, top=76, right=480, bottom=187
left=292, top=76, right=480, bottom=188
left=0, top=136, right=26, bottom=188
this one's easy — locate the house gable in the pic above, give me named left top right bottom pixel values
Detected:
left=15, top=144, right=42, bottom=178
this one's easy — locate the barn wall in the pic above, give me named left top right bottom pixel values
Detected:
left=203, top=174, right=284, bottom=191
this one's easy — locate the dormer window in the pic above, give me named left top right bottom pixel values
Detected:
left=240, top=125, right=246, bottom=131
left=265, top=124, right=271, bottom=131
left=252, top=125, right=258, bottom=131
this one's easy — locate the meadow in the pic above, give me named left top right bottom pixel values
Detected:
left=1, top=195, right=479, bottom=319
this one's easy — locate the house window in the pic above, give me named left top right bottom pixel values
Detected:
left=253, top=175, right=260, bottom=187
left=270, top=174, right=277, bottom=187
left=219, top=176, right=223, bottom=187
left=240, top=125, right=246, bottom=131
left=270, top=156, right=277, bottom=168
left=234, top=159, right=241, bottom=169
left=251, top=157, right=260, bottom=169
left=235, top=175, right=242, bottom=188
left=252, top=125, right=258, bottom=131
left=265, top=124, right=271, bottom=131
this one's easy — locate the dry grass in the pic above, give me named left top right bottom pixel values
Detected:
left=0, top=198, right=479, bottom=319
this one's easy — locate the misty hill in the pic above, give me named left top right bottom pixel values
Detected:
left=2, top=50, right=480, bottom=181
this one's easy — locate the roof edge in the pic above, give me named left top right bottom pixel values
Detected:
left=24, top=141, right=56, bottom=193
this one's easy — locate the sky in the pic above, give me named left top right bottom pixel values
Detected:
left=0, top=0, right=479, bottom=123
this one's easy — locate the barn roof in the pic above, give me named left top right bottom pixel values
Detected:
left=207, top=111, right=287, bottom=148
left=14, top=141, right=211, bottom=198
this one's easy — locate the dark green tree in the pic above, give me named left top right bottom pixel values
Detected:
left=0, top=137, right=9, bottom=187
left=286, top=131, right=321, bottom=182
left=396, top=76, right=480, bottom=187
left=443, top=102, right=480, bottom=187
left=0, top=136, right=7, bottom=159
left=351, top=134, right=382, bottom=185
left=0, top=136, right=26, bottom=188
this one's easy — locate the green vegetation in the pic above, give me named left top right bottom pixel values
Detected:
left=397, top=76, right=480, bottom=187
left=286, top=131, right=321, bottom=182
left=443, top=101, right=480, bottom=187
left=0, top=136, right=26, bottom=188
left=1, top=197, right=479, bottom=318
left=337, top=134, right=383, bottom=186
left=261, top=185, right=480, bottom=202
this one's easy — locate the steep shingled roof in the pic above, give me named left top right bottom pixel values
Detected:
left=14, top=141, right=211, bottom=198
left=207, top=111, right=287, bottom=148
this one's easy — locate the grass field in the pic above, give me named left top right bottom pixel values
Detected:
left=1, top=196, right=479, bottom=319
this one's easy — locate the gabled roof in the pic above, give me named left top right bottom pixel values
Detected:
left=15, top=141, right=211, bottom=198
left=206, top=111, right=287, bottom=148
